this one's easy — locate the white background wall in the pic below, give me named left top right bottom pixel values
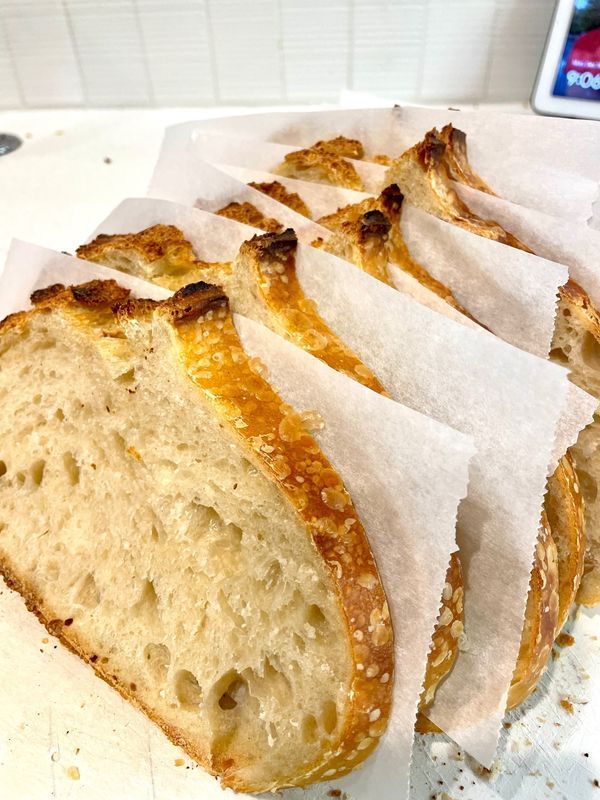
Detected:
left=0, top=0, right=556, bottom=109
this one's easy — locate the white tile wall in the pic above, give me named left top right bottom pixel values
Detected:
left=0, top=0, right=556, bottom=108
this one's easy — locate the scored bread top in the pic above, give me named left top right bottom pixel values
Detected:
left=1, top=277, right=394, bottom=787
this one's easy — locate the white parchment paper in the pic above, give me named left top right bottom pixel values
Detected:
left=88, top=198, right=597, bottom=764
left=166, top=108, right=599, bottom=222
left=0, top=239, right=476, bottom=800
left=456, top=185, right=600, bottom=311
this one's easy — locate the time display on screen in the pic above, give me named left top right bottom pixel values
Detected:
left=553, top=0, right=600, bottom=101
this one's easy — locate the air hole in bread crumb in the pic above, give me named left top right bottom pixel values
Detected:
left=306, top=604, right=327, bottom=631
left=321, top=700, right=338, bottom=734
left=293, top=633, right=306, bottom=653
left=16, top=471, right=26, bottom=487
left=135, top=579, right=159, bottom=615
left=151, top=524, right=160, bottom=542
left=117, top=368, right=135, bottom=385
left=175, top=670, right=203, bottom=707
left=263, top=560, right=282, bottom=590
left=30, top=459, right=46, bottom=487
left=32, top=394, right=42, bottom=405
left=144, top=643, right=170, bottom=681
left=549, top=347, right=569, bottom=365
left=0, top=461, right=6, bottom=478
left=217, top=673, right=247, bottom=711
left=582, top=332, right=600, bottom=369
left=74, top=573, right=100, bottom=608
left=302, top=714, right=318, bottom=744
left=62, top=452, right=80, bottom=485
left=54, top=408, right=65, bottom=422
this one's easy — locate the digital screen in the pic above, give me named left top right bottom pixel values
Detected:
left=553, top=0, right=600, bottom=100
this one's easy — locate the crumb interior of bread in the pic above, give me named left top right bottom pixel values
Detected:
left=551, top=300, right=600, bottom=605
left=0, top=311, right=351, bottom=788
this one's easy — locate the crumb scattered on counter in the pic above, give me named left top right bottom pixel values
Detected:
left=503, top=722, right=512, bottom=729
left=174, top=758, right=185, bottom=767
left=66, top=766, right=80, bottom=780
left=556, top=633, right=575, bottom=648
left=103, top=156, right=112, bottom=164
left=560, top=698, right=574, bottom=715
left=327, top=791, right=343, bottom=798
left=42, top=637, right=48, bottom=644
left=24, top=132, right=32, bottom=139
left=546, top=781, right=555, bottom=789
left=594, top=778, right=599, bottom=788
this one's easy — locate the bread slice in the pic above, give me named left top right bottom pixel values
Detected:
left=0, top=279, right=394, bottom=791
left=385, top=127, right=598, bottom=606
left=78, top=225, right=464, bottom=721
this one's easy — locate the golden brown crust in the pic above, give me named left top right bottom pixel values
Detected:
left=311, top=136, right=365, bottom=160
left=507, top=513, right=559, bottom=710
left=546, top=453, right=586, bottom=630
left=436, top=124, right=496, bottom=195
left=415, top=552, right=463, bottom=732
left=275, top=148, right=364, bottom=191
left=237, top=230, right=388, bottom=395
left=216, top=201, right=284, bottom=233
left=317, top=200, right=392, bottom=285
left=78, top=225, right=198, bottom=267
left=248, top=180, right=312, bottom=218
left=1, top=280, right=394, bottom=790
left=316, top=184, right=472, bottom=318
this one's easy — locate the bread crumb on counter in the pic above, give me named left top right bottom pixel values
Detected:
left=556, top=632, right=575, bottom=648
left=559, top=698, right=574, bottom=715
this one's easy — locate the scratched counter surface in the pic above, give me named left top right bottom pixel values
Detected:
left=0, top=108, right=599, bottom=800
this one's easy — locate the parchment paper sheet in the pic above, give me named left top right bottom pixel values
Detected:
left=456, top=184, right=600, bottom=311
left=150, top=131, right=569, bottom=358
left=1, top=239, right=476, bottom=800
left=166, top=108, right=599, bottom=222
left=89, top=198, right=597, bottom=764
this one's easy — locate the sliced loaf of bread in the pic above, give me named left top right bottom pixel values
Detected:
left=0, top=279, right=394, bottom=791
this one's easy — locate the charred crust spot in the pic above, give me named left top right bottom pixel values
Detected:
left=248, top=228, right=298, bottom=261
left=179, top=280, right=216, bottom=297
left=31, top=284, right=67, bottom=305
left=379, top=184, right=404, bottom=217
left=71, top=279, right=131, bottom=308
left=167, top=282, right=229, bottom=322
left=360, top=210, right=390, bottom=239
left=418, top=131, right=447, bottom=167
